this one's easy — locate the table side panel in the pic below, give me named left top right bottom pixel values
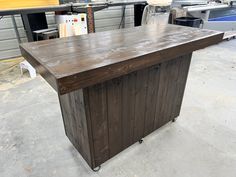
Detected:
left=85, top=83, right=110, bottom=166
left=58, top=90, right=92, bottom=167
left=83, top=53, right=192, bottom=168
left=172, top=54, right=192, bottom=118
left=154, top=53, right=192, bottom=129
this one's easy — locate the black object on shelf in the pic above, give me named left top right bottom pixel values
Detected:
left=33, top=28, right=59, bottom=41
left=134, top=3, right=147, bottom=26
left=175, top=17, right=203, bottom=28
left=21, top=13, right=48, bottom=41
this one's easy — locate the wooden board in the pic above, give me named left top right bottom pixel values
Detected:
left=20, top=24, right=224, bottom=95
left=0, top=0, right=59, bottom=10
left=58, top=53, right=192, bottom=169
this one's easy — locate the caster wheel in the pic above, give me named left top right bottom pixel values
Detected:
left=139, top=139, right=143, bottom=144
left=93, top=165, right=101, bottom=172
left=172, top=118, right=177, bottom=122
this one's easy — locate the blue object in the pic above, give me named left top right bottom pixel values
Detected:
left=209, top=15, right=236, bottom=21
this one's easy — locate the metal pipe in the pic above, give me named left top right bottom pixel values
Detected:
left=11, top=15, right=22, bottom=43
left=121, top=5, right=126, bottom=28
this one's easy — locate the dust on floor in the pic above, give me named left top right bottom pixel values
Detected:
left=0, top=57, right=32, bottom=91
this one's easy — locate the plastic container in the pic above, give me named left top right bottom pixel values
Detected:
left=175, top=17, right=203, bottom=28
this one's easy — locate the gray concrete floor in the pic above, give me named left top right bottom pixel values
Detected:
left=0, top=40, right=236, bottom=177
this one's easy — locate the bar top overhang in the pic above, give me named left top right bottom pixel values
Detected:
left=20, top=24, right=223, bottom=95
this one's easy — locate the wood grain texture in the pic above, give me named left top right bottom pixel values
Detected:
left=20, top=47, right=58, bottom=92
left=172, top=54, right=192, bottom=118
left=143, top=65, right=160, bottom=136
left=122, top=72, right=136, bottom=148
left=133, top=69, right=148, bottom=142
left=107, top=78, right=123, bottom=157
left=20, top=24, right=223, bottom=94
left=60, top=53, right=191, bottom=169
left=86, top=83, right=110, bottom=166
left=58, top=89, right=92, bottom=167
left=154, top=53, right=192, bottom=129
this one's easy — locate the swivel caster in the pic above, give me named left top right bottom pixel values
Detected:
left=172, top=118, right=177, bottom=122
left=92, top=165, right=101, bottom=172
left=138, top=139, right=143, bottom=144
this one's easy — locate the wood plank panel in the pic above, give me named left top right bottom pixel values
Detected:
left=122, top=72, right=136, bottom=148
left=86, top=83, right=109, bottom=166
left=143, top=65, right=160, bottom=136
left=58, top=54, right=192, bottom=169
left=165, top=59, right=181, bottom=122
left=154, top=54, right=192, bottom=129
left=133, top=68, right=148, bottom=141
left=172, top=54, right=192, bottom=118
left=58, top=89, right=92, bottom=167
left=161, top=59, right=178, bottom=124
left=107, top=78, right=123, bottom=157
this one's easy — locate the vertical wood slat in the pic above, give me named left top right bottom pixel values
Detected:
left=122, top=72, right=137, bottom=148
left=154, top=61, right=169, bottom=129
left=161, top=59, right=179, bottom=124
left=144, top=65, right=161, bottom=136
left=172, top=53, right=192, bottom=118
left=133, top=69, right=149, bottom=142
left=58, top=53, right=192, bottom=169
left=166, top=59, right=181, bottom=121
left=107, top=77, right=123, bottom=157
left=58, top=90, right=92, bottom=167
left=86, top=83, right=109, bottom=166
left=154, top=54, right=192, bottom=129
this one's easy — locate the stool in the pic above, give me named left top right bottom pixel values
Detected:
left=20, top=60, right=36, bottom=78
left=33, top=28, right=58, bottom=41
left=42, top=30, right=59, bottom=40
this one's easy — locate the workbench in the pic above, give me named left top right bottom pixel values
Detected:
left=20, top=24, right=223, bottom=170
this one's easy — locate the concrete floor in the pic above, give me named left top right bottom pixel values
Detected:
left=0, top=40, right=236, bottom=177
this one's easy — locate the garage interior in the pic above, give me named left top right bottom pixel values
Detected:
left=0, top=0, right=236, bottom=177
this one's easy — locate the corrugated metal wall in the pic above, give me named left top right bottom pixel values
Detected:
left=0, top=13, right=56, bottom=60
left=0, top=5, right=134, bottom=60
left=95, top=5, right=134, bottom=32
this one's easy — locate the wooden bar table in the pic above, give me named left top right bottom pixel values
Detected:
left=20, top=24, right=223, bottom=171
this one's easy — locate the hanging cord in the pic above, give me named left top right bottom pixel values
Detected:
left=141, top=5, right=149, bottom=25
left=119, top=5, right=126, bottom=29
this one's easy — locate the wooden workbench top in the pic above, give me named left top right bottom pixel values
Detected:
left=20, top=24, right=223, bottom=94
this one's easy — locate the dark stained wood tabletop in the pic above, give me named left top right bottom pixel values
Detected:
left=20, top=24, right=223, bottom=94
